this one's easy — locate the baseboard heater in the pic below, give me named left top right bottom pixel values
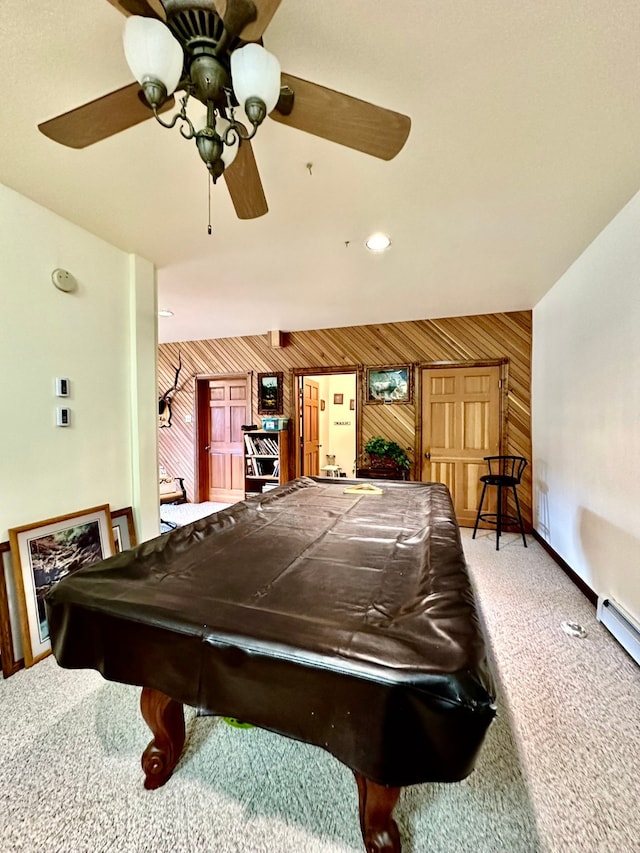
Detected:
left=596, top=597, right=640, bottom=666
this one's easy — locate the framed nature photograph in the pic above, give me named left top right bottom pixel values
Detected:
left=0, top=541, right=23, bottom=677
left=257, top=372, right=283, bottom=414
left=111, top=506, right=137, bottom=554
left=366, top=365, right=413, bottom=404
left=9, top=505, right=115, bottom=667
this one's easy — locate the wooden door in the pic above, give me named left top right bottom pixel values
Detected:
left=206, top=378, right=248, bottom=502
left=421, top=366, right=501, bottom=526
left=302, top=378, right=320, bottom=476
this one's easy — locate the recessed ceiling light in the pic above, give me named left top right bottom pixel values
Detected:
left=158, top=309, right=174, bottom=318
left=365, top=233, right=392, bottom=253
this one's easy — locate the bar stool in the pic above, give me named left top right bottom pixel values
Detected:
left=472, top=456, right=528, bottom=550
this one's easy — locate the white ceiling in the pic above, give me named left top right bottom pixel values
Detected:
left=2, top=0, right=640, bottom=344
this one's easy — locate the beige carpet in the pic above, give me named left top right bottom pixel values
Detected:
left=0, top=527, right=638, bottom=852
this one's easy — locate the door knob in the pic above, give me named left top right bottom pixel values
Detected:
left=204, top=445, right=210, bottom=451
left=424, top=451, right=431, bottom=460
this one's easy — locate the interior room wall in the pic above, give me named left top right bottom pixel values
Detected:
left=316, top=376, right=330, bottom=468
left=325, top=374, right=357, bottom=476
left=158, top=310, right=531, bottom=519
left=308, top=374, right=357, bottom=476
left=0, top=182, right=159, bottom=545
left=532, top=189, right=640, bottom=621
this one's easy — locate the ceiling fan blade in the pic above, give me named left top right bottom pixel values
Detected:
left=38, top=82, right=175, bottom=149
left=105, top=0, right=165, bottom=18
left=271, top=73, right=411, bottom=161
left=223, top=140, right=268, bottom=219
left=214, top=0, right=281, bottom=41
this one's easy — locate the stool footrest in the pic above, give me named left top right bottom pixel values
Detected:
left=476, top=512, right=522, bottom=529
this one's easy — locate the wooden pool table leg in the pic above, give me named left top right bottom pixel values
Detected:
left=140, top=686, right=185, bottom=790
left=354, top=771, right=402, bottom=853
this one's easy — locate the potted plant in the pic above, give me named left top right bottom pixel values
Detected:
left=364, top=436, right=411, bottom=473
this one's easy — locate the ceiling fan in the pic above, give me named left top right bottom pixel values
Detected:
left=38, top=0, right=411, bottom=220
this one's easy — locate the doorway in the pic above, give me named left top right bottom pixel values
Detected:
left=296, top=371, right=357, bottom=479
left=195, top=374, right=249, bottom=503
left=420, top=364, right=504, bottom=526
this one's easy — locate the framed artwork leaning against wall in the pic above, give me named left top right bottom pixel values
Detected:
left=9, top=505, right=115, bottom=667
left=0, top=541, right=23, bottom=677
left=111, top=506, right=137, bottom=554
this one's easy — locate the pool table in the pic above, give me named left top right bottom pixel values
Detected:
left=46, top=477, right=496, bottom=853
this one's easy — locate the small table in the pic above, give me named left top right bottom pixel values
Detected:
left=321, top=464, right=342, bottom=477
left=356, top=466, right=408, bottom=480
left=47, top=478, right=495, bottom=853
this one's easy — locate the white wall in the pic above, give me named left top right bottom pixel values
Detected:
left=532, top=190, right=640, bottom=622
left=0, top=183, right=159, bottom=542
left=309, top=374, right=357, bottom=476
left=325, top=374, right=357, bottom=475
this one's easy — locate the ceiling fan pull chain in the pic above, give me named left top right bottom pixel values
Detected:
left=208, top=175, right=212, bottom=235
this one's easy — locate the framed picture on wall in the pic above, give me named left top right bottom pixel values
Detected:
left=334, top=394, right=344, bottom=405
left=366, top=365, right=413, bottom=404
left=9, top=505, right=115, bottom=667
left=257, top=372, right=283, bottom=415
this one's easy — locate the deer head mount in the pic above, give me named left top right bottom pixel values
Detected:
left=159, top=352, right=183, bottom=428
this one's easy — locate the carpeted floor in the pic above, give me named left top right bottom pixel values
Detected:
left=160, top=501, right=232, bottom=527
left=1, top=527, right=639, bottom=852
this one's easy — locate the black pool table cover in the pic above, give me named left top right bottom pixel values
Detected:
left=46, top=477, right=496, bottom=787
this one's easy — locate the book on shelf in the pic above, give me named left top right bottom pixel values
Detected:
left=244, top=432, right=280, bottom=456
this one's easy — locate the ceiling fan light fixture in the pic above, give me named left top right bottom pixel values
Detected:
left=231, top=44, right=281, bottom=118
left=196, top=129, right=224, bottom=176
left=123, top=16, right=183, bottom=99
left=365, top=233, right=392, bottom=253
left=40, top=1, right=413, bottom=223
left=216, top=117, right=239, bottom=168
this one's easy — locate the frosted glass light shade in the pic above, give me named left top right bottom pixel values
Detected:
left=217, top=118, right=239, bottom=168
left=231, top=44, right=281, bottom=114
left=123, top=16, right=184, bottom=95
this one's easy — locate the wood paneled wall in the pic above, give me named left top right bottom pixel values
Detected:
left=158, top=310, right=532, bottom=525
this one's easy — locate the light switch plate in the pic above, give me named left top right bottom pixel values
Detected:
left=55, top=377, right=70, bottom=397
left=56, top=407, right=71, bottom=427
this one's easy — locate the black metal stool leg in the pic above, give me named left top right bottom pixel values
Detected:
left=472, top=482, right=488, bottom=539
left=512, top=485, right=527, bottom=547
left=495, top=484, right=502, bottom=550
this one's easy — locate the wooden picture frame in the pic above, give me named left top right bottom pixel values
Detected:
left=350, top=399, right=355, bottom=411
left=366, top=365, right=413, bottom=404
left=257, top=372, right=283, bottom=415
left=320, top=399, right=326, bottom=411
left=334, top=394, right=344, bottom=405
left=9, top=505, right=115, bottom=667
left=0, top=541, right=23, bottom=678
left=111, top=506, right=137, bottom=554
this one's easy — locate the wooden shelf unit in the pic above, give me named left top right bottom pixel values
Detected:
left=243, top=429, right=290, bottom=498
